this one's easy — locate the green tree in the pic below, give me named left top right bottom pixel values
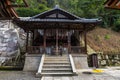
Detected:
left=16, top=0, right=120, bottom=31
left=16, top=0, right=49, bottom=17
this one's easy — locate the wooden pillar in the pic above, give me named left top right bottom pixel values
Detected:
left=79, top=31, right=82, bottom=47
left=26, top=31, right=29, bottom=52
left=56, top=29, right=59, bottom=55
left=32, top=30, right=35, bottom=45
left=68, top=30, right=71, bottom=54
left=44, top=29, right=46, bottom=53
left=84, top=25, right=87, bottom=54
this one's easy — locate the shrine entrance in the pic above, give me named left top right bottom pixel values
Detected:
left=33, top=29, right=71, bottom=55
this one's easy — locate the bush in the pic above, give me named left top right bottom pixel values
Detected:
left=16, top=8, right=40, bottom=17
left=104, top=34, right=111, bottom=40
left=112, top=19, right=120, bottom=32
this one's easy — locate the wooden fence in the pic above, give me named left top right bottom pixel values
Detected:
left=88, top=52, right=120, bottom=68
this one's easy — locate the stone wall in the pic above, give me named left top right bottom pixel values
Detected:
left=98, top=53, right=120, bottom=67
left=72, top=54, right=88, bottom=69
left=23, top=54, right=42, bottom=71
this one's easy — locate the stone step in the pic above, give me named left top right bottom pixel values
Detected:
left=43, top=63, right=71, bottom=65
left=45, top=56, right=69, bottom=59
left=44, top=58, right=69, bottom=61
left=45, top=54, right=68, bottom=57
left=41, top=72, right=73, bottom=76
left=44, top=61, right=70, bottom=64
left=43, top=64, right=71, bottom=68
left=41, top=55, right=73, bottom=76
left=44, top=60, right=69, bottom=62
left=42, top=70, right=72, bottom=73
left=42, top=68, right=72, bottom=71
left=45, top=58, right=69, bottom=60
left=43, top=63, right=70, bottom=65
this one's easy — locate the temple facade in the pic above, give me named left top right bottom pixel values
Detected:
left=13, top=6, right=101, bottom=76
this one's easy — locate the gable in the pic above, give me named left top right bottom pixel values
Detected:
left=45, top=13, right=68, bottom=19
left=31, top=7, right=79, bottom=20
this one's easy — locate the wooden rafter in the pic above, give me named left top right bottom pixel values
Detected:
left=104, top=0, right=120, bottom=9
left=6, top=0, right=18, bottom=18
left=8, top=0, right=28, bottom=7
left=0, top=0, right=28, bottom=19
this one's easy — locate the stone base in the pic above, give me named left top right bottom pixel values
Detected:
left=72, top=54, right=88, bottom=69
left=23, top=53, right=42, bottom=71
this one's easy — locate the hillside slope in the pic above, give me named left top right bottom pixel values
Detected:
left=87, top=27, right=120, bottom=53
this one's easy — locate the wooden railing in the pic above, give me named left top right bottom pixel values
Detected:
left=27, top=46, right=44, bottom=54
left=27, top=46, right=86, bottom=54
left=70, top=46, right=86, bottom=54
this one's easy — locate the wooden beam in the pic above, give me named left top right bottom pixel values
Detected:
left=0, top=0, right=13, bottom=17
left=43, top=29, right=46, bottom=53
left=56, top=29, right=59, bottom=55
left=32, top=30, right=35, bottom=45
left=6, top=0, right=18, bottom=18
left=84, top=25, right=87, bottom=54
left=68, top=29, right=71, bottom=54
left=7, top=0, right=28, bottom=7
left=15, top=22, right=86, bottom=30
left=22, top=0, right=28, bottom=7
left=26, top=31, right=29, bottom=52
left=104, top=0, right=120, bottom=9
left=109, top=0, right=117, bottom=7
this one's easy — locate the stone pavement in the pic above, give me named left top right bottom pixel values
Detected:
left=0, top=70, right=119, bottom=80
left=0, top=71, right=40, bottom=80
left=41, top=73, right=117, bottom=80
left=104, top=70, right=120, bottom=80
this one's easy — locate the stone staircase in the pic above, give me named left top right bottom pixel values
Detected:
left=40, top=55, right=74, bottom=76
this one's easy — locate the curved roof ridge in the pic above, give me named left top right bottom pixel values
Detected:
left=30, top=8, right=55, bottom=19
left=31, top=5, right=80, bottom=20
left=57, top=7, right=81, bottom=19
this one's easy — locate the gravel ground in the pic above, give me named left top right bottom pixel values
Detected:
left=0, top=71, right=40, bottom=80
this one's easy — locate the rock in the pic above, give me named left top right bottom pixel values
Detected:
left=0, top=57, right=6, bottom=66
left=0, top=20, right=26, bottom=66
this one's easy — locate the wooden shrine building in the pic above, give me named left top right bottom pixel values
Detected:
left=14, top=5, right=101, bottom=55
left=13, top=5, right=101, bottom=76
